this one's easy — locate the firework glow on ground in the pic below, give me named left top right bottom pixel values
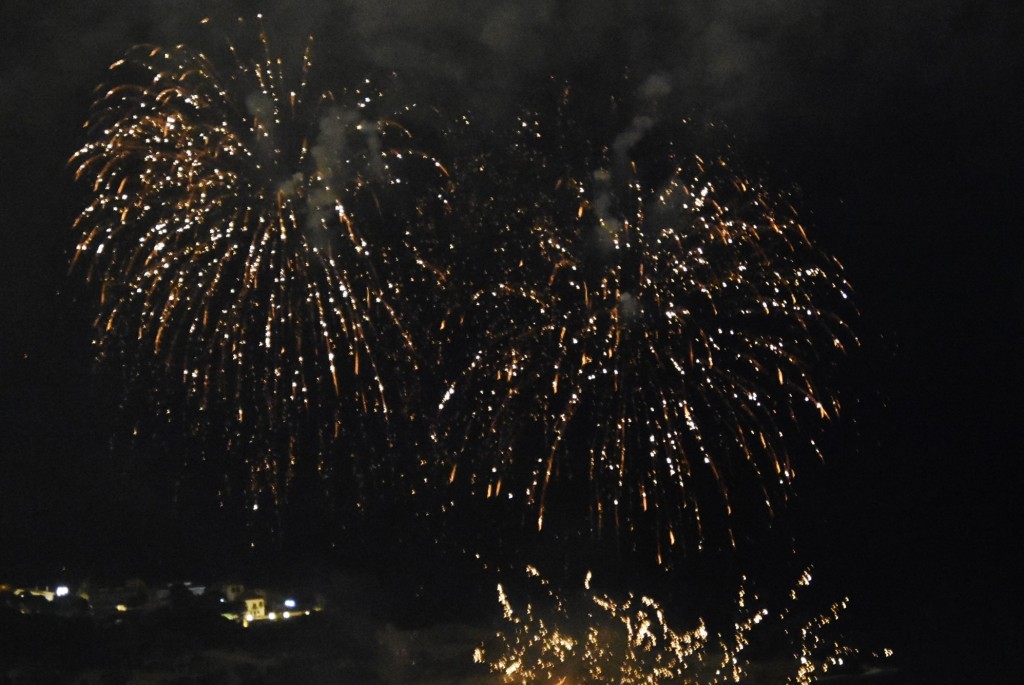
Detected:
left=476, top=566, right=880, bottom=685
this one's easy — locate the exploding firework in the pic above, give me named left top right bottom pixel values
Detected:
left=71, top=21, right=449, bottom=513
left=434, top=110, right=855, bottom=560
left=476, top=566, right=874, bottom=685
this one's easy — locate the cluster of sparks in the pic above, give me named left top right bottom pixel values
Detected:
left=435, top=113, right=854, bottom=556
left=476, top=566, right=873, bottom=685
left=72, top=22, right=447, bottom=509
left=72, top=24, right=854, bottom=555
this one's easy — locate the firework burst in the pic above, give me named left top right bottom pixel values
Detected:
left=434, top=111, right=854, bottom=559
left=71, top=22, right=449, bottom=513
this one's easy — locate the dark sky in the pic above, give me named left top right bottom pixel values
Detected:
left=2, top=2, right=1022, bottom=683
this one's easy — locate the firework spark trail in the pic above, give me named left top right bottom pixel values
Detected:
left=71, top=22, right=449, bottom=511
left=476, top=567, right=867, bottom=685
left=434, top=112, right=855, bottom=560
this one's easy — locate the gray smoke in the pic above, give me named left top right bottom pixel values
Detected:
left=3, top=0, right=1019, bottom=224
left=298, top=103, right=387, bottom=243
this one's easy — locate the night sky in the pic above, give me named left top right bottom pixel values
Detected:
left=2, top=2, right=1022, bottom=683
